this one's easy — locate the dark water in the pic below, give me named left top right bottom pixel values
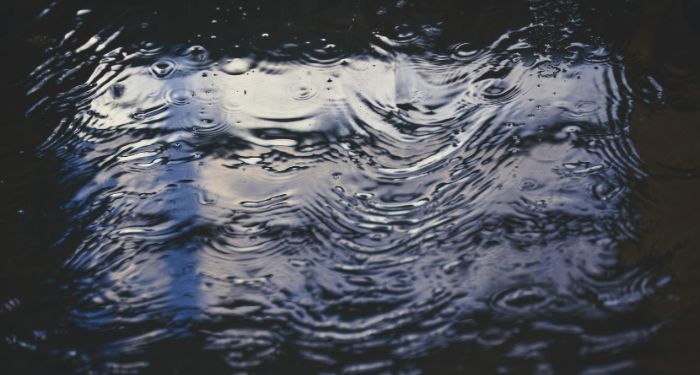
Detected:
left=2, top=0, right=700, bottom=373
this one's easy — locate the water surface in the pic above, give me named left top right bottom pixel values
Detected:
left=2, top=0, right=700, bottom=373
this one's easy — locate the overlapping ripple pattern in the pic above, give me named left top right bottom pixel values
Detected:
left=4, top=0, right=672, bottom=373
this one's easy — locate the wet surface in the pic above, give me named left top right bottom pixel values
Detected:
left=1, top=0, right=700, bottom=373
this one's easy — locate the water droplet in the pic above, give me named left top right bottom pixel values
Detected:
left=167, top=88, right=195, bottom=105
left=150, top=59, right=176, bottom=78
left=186, top=45, right=208, bottom=58
left=220, top=58, right=252, bottom=75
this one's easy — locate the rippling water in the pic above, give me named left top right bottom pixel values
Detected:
left=2, top=0, right=700, bottom=373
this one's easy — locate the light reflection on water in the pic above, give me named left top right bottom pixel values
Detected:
left=3, top=0, right=696, bottom=373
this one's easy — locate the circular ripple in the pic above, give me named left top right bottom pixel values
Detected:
left=150, top=59, right=177, bottom=78
left=300, top=45, right=349, bottom=67
left=166, top=88, right=195, bottom=106
left=190, top=117, right=229, bottom=137
left=451, top=42, right=480, bottom=61
left=491, top=285, right=551, bottom=314
left=137, top=42, right=167, bottom=58
left=464, top=77, right=522, bottom=105
left=392, top=24, right=419, bottom=44
left=288, top=83, right=318, bottom=101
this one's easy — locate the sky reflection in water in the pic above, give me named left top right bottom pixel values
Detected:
left=2, top=0, right=699, bottom=373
